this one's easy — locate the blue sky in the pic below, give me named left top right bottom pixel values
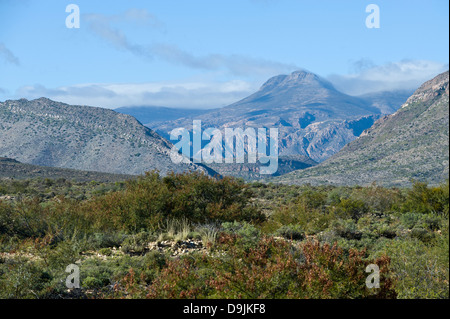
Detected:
left=0, top=0, right=448, bottom=109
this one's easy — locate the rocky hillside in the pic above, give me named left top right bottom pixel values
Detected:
left=276, top=71, right=449, bottom=187
left=153, top=70, right=397, bottom=164
left=0, top=98, right=207, bottom=176
left=0, top=157, right=133, bottom=182
left=206, top=155, right=317, bottom=181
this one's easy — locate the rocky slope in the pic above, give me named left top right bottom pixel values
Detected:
left=153, top=70, right=395, bottom=165
left=0, top=98, right=208, bottom=176
left=0, top=157, right=133, bottom=182
left=276, top=71, right=449, bottom=187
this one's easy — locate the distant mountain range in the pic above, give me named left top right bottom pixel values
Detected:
left=151, top=70, right=412, bottom=164
left=276, top=71, right=449, bottom=187
left=0, top=70, right=421, bottom=182
left=0, top=98, right=209, bottom=176
left=134, top=70, right=412, bottom=179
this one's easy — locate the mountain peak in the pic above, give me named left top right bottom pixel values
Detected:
left=260, top=70, right=336, bottom=92
left=286, top=70, right=320, bottom=81
left=34, top=97, right=55, bottom=103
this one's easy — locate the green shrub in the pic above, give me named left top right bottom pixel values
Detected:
left=222, top=221, right=260, bottom=239
left=121, top=232, right=154, bottom=255
left=350, top=185, right=403, bottom=213
left=419, top=214, right=442, bottom=231
left=0, top=199, right=49, bottom=238
left=410, top=227, right=435, bottom=243
left=85, top=171, right=265, bottom=232
left=99, top=248, right=112, bottom=256
left=332, top=219, right=362, bottom=240
left=143, top=250, right=167, bottom=270
left=297, top=189, right=327, bottom=211
left=82, top=276, right=106, bottom=289
left=384, top=238, right=449, bottom=298
left=377, top=226, right=397, bottom=239
left=400, top=212, right=421, bottom=229
left=0, top=259, right=52, bottom=298
left=268, top=202, right=334, bottom=236
left=275, top=225, right=305, bottom=240
left=222, top=221, right=261, bottom=251
left=401, top=181, right=449, bottom=215
left=335, top=198, right=368, bottom=221
left=196, top=223, right=220, bottom=247
left=90, top=232, right=127, bottom=249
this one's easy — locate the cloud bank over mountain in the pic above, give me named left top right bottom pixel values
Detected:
left=12, top=60, right=447, bottom=110
left=15, top=80, right=258, bottom=109
left=328, top=60, right=449, bottom=96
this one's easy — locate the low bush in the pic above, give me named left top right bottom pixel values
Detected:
left=0, top=175, right=448, bottom=299
left=275, top=224, right=305, bottom=240
left=140, top=237, right=397, bottom=299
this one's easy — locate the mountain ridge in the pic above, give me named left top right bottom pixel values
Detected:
left=0, top=98, right=207, bottom=176
left=276, top=71, right=450, bottom=187
left=153, top=70, right=405, bottom=165
left=0, top=156, right=134, bottom=182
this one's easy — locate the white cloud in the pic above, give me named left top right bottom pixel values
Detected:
left=15, top=80, right=258, bottom=109
left=84, top=11, right=154, bottom=60
left=11, top=56, right=449, bottom=110
left=328, top=60, right=449, bottom=95
left=84, top=10, right=297, bottom=77
left=150, top=43, right=297, bottom=76
left=0, top=43, right=19, bottom=65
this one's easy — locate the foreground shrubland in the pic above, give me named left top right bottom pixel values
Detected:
left=0, top=173, right=448, bottom=299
